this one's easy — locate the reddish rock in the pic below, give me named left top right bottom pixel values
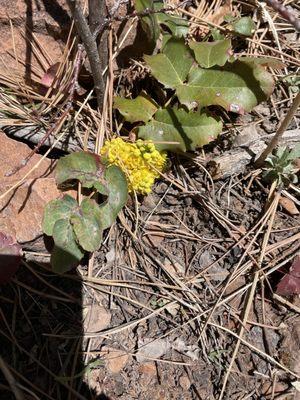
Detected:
left=0, top=0, right=70, bottom=78
left=0, top=131, right=61, bottom=247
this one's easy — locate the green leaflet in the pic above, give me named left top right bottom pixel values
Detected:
left=176, top=60, right=274, bottom=113
left=139, top=108, right=222, bottom=152
left=114, top=93, right=158, bottom=123
left=189, top=39, right=231, bottom=68
left=145, top=38, right=193, bottom=88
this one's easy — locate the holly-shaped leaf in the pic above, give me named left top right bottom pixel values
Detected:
left=0, top=232, right=22, bottom=285
left=157, top=13, right=189, bottom=37
left=231, top=17, right=255, bottom=36
left=71, top=199, right=103, bottom=252
left=56, top=152, right=108, bottom=195
left=51, top=219, right=84, bottom=274
left=144, top=38, right=194, bottom=88
left=189, top=39, right=231, bottom=68
left=44, top=152, right=128, bottom=272
left=138, top=108, right=222, bottom=152
left=135, top=0, right=160, bottom=42
left=98, top=165, right=128, bottom=230
left=43, top=195, right=78, bottom=236
left=276, top=257, right=300, bottom=296
left=114, top=93, right=158, bottom=123
left=176, top=59, right=274, bottom=113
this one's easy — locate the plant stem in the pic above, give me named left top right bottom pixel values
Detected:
left=67, top=0, right=105, bottom=109
left=255, top=91, right=300, bottom=168
left=88, top=0, right=108, bottom=83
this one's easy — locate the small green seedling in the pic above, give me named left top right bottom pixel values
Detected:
left=263, top=144, right=300, bottom=187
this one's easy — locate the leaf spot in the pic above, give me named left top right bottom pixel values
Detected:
left=229, top=103, right=241, bottom=113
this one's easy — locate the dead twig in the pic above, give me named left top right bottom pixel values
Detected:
left=0, top=356, right=24, bottom=400
left=265, top=0, right=300, bottom=32
left=67, top=0, right=105, bottom=109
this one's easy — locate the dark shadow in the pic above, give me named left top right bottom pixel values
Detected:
left=0, top=250, right=111, bottom=399
left=37, top=0, right=71, bottom=27
left=23, top=0, right=72, bottom=83
left=166, top=107, right=193, bottom=151
left=116, top=21, right=156, bottom=68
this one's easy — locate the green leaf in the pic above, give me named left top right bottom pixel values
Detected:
left=145, top=38, right=193, bottom=88
left=138, top=108, right=222, bottom=152
left=56, top=152, right=108, bottom=195
left=42, top=195, right=78, bottom=236
left=98, top=166, right=128, bottom=230
left=161, top=33, right=172, bottom=49
left=51, top=219, right=84, bottom=273
left=176, top=60, right=274, bottom=113
left=71, top=199, right=103, bottom=252
left=189, top=39, right=231, bottom=68
left=238, top=56, right=284, bottom=69
left=289, top=143, right=300, bottom=160
left=231, top=17, right=255, bottom=36
left=135, top=0, right=160, bottom=42
left=114, top=92, right=158, bottom=123
left=211, top=28, right=225, bottom=41
left=157, top=13, right=189, bottom=37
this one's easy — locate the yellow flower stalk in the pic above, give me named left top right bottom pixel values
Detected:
left=101, top=138, right=167, bottom=194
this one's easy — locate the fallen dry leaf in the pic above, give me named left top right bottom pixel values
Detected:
left=276, top=256, right=300, bottom=296
left=279, top=196, right=299, bottom=215
left=41, top=62, right=60, bottom=88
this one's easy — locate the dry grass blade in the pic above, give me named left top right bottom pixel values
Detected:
left=0, top=356, right=24, bottom=400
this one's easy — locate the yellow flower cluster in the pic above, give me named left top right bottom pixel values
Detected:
left=101, top=138, right=167, bottom=194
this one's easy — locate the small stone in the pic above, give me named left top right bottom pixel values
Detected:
left=254, top=104, right=271, bottom=116
left=138, top=362, right=157, bottom=384
left=102, top=347, right=130, bottom=374
left=279, top=197, right=299, bottom=216
left=83, top=305, right=111, bottom=333
left=233, top=125, right=260, bottom=147
left=136, top=338, right=170, bottom=363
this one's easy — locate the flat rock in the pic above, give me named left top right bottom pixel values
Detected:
left=0, top=0, right=70, bottom=78
left=0, top=131, right=61, bottom=248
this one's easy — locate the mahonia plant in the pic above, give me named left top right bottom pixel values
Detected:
left=43, top=139, right=167, bottom=272
left=43, top=151, right=128, bottom=273
left=43, top=0, right=282, bottom=272
left=114, top=0, right=282, bottom=153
